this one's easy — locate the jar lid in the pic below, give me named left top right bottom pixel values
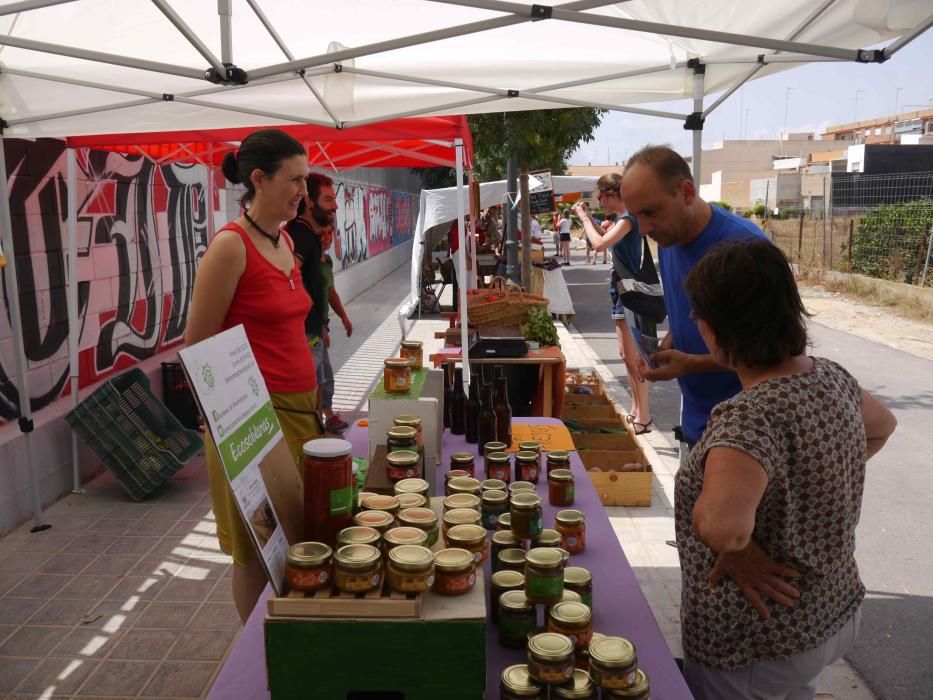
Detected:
left=396, top=493, right=427, bottom=509
left=564, top=566, right=592, bottom=586
left=400, top=340, right=423, bottom=349
left=434, top=547, right=474, bottom=572
left=515, top=451, right=538, bottom=462
left=500, top=665, right=543, bottom=696
left=497, top=513, right=512, bottom=528
left=448, top=476, right=482, bottom=493
left=483, top=441, right=508, bottom=452
left=528, top=632, right=574, bottom=662
left=286, top=541, right=333, bottom=567
left=487, top=451, right=510, bottom=464
left=398, top=507, right=438, bottom=527
left=498, top=548, right=526, bottom=567
left=447, top=469, right=471, bottom=479
left=603, top=669, right=649, bottom=697
left=525, top=547, right=563, bottom=569
left=393, top=414, right=422, bottom=427
left=589, top=636, right=636, bottom=668
left=551, top=669, right=596, bottom=699
left=388, top=544, right=434, bottom=571
left=555, top=548, right=571, bottom=565
left=559, top=589, right=581, bottom=604
left=394, top=477, right=429, bottom=494
left=481, top=479, right=507, bottom=491
left=353, top=510, right=395, bottom=529
left=508, top=481, right=535, bottom=493
left=302, top=437, right=353, bottom=458
left=482, top=489, right=508, bottom=504
left=549, top=468, right=574, bottom=482
left=518, top=441, right=542, bottom=451
left=534, top=529, right=562, bottom=547
left=443, top=508, right=481, bottom=526
left=443, top=493, right=480, bottom=511
left=450, top=452, right=474, bottom=464
left=490, top=569, right=525, bottom=589
left=491, top=530, right=519, bottom=546
left=334, top=543, right=381, bottom=570
left=384, top=357, right=411, bottom=368
left=362, top=494, right=400, bottom=511
left=556, top=509, right=585, bottom=525
left=337, top=526, right=381, bottom=547
left=499, top=589, right=533, bottom=612
left=549, top=601, right=592, bottom=626
left=589, top=632, right=607, bottom=647
left=447, top=523, right=486, bottom=546
left=387, top=426, right=417, bottom=440
left=383, top=526, right=429, bottom=547
left=548, top=450, right=570, bottom=461
left=386, top=450, right=419, bottom=467
left=511, top=491, right=542, bottom=510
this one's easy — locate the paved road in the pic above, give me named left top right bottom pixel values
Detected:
left=563, top=258, right=933, bottom=700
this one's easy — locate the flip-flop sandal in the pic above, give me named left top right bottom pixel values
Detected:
left=632, top=420, right=654, bottom=435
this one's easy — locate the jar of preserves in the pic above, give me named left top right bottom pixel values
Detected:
left=483, top=440, right=508, bottom=458
left=527, top=632, right=575, bottom=685
left=589, top=636, right=638, bottom=690
left=548, top=601, right=593, bottom=652
left=443, top=493, right=481, bottom=513
left=531, top=528, right=562, bottom=549
left=432, top=547, right=476, bottom=595
left=445, top=523, right=488, bottom=563
left=497, top=547, right=527, bottom=573
left=508, top=480, right=535, bottom=496
left=499, top=589, right=538, bottom=648
left=548, top=469, right=575, bottom=507
left=490, top=569, right=525, bottom=623
left=393, top=415, right=423, bottom=448
left=601, top=669, right=649, bottom=699
left=447, top=476, right=482, bottom=497
left=352, top=509, right=395, bottom=534
left=285, top=542, right=333, bottom=592
left=395, top=492, right=427, bottom=510
left=546, top=450, right=570, bottom=476
left=555, top=510, right=586, bottom=554
left=449, top=452, right=476, bottom=478
left=510, top=491, right=544, bottom=540
left=394, top=477, right=429, bottom=499
left=497, top=512, right=512, bottom=531
left=336, top=525, right=381, bottom=549
left=524, top=547, right=565, bottom=605
left=333, top=543, right=383, bottom=593
left=563, top=566, right=593, bottom=609
left=399, top=340, right=423, bottom=370
left=481, top=489, right=509, bottom=529
left=302, top=438, right=354, bottom=547
left=552, top=668, right=597, bottom=700
left=387, top=425, right=418, bottom=452
left=481, top=478, right=508, bottom=494
left=382, top=526, right=429, bottom=551
left=397, top=507, right=440, bottom=547
left=485, top=451, right=512, bottom=483
left=500, top=665, right=546, bottom=700
left=518, top=440, right=542, bottom=455
left=491, top=530, right=522, bottom=568
left=383, top=357, right=412, bottom=394
left=361, top=493, right=400, bottom=518
left=386, top=449, right=421, bottom=482
left=445, top=469, right=471, bottom=494
left=386, top=544, right=435, bottom=593
left=544, top=590, right=583, bottom=622
left=515, top=450, right=541, bottom=483
left=442, top=507, right=482, bottom=538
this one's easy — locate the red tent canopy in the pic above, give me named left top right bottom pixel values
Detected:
left=65, top=115, right=473, bottom=171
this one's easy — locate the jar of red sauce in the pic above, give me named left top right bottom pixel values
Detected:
left=433, top=547, right=477, bottom=595
left=555, top=510, right=586, bottom=554
left=285, top=542, right=333, bottom=592
left=548, top=469, right=575, bottom=507
left=303, top=438, right=354, bottom=547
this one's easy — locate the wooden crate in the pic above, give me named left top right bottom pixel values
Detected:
left=566, top=368, right=604, bottom=394
left=563, top=403, right=621, bottom=421
left=572, top=432, right=637, bottom=452
left=580, top=447, right=653, bottom=507
left=268, top=577, right=421, bottom=619
left=573, top=418, right=631, bottom=433
left=563, top=392, right=612, bottom=406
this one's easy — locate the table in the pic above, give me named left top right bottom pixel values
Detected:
left=207, top=418, right=692, bottom=700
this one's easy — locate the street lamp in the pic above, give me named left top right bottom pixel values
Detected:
left=853, top=89, right=865, bottom=140
left=892, top=86, right=903, bottom=142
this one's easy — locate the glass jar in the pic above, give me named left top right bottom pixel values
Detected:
left=548, top=469, right=575, bottom=507
left=509, top=480, right=536, bottom=496
left=442, top=507, right=482, bottom=538
left=397, top=507, right=440, bottom=547
left=515, top=450, right=541, bottom=483
left=395, top=492, right=427, bottom=510
left=481, top=478, right=508, bottom=494
left=563, top=566, right=593, bottom=609
left=490, top=569, right=525, bottom=623
left=285, top=542, right=333, bottom=592
left=387, top=425, right=418, bottom=452
left=449, top=452, right=476, bottom=478
left=333, top=543, right=382, bottom=593
left=352, top=509, right=395, bottom=534
left=546, top=450, right=571, bottom=476
left=386, top=449, right=421, bottom=482
left=336, top=525, right=381, bottom=549
left=399, top=340, right=423, bottom=370
left=448, top=476, right=482, bottom=497
left=497, top=512, right=512, bottom=531
left=361, top=494, right=400, bottom=518
left=524, top=547, right=565, bottom=605
left=552, top=668, right=597, bottom=700
left=500, top=665, right=546, bottom=700
left=445, top=469, right=471, bottom=495
left=443, top=493, right=481, bottom=513
left=486, top=451, right=512, bottom=483
left=302, top=438, right=354, bottom=547
left=393, top=415, right=423, bottom=448
left=432, top=547, right=476, bottom=596
left=491, top=530, right=522, bottom=569
left=555, top=510, right=586, bottom=554
left=483, top=440, right=508, bottom=458
left=510, top=491, right=544, bottom=540
left=531, top=529, right=562, bottom=549
left=527, top=632, right=575, bottom=685
left=544, top=590, right=583, bottom=624
left=499, top=589, right=538, bottom=648
left=481, top=489, right=509, bottom=529
left=498, top=547, right=527, bottom=573
left=382, top=526, right=429, bottom=552
left=548, top=601, right=593, bottom=652
left=518, top=440, right=542, bottom=456
left=383, top=357, right=412, bottom=394
left=445, top=523, right=488, bottom=563
left=386, top=544, right=434, bottom=593
left=394, top=477, right=429, bottom=499
left=589, top=636, right=638, bottom=690
left=601, top=669, right=650, bottom=699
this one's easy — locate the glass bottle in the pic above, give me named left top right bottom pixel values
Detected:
left=443, top=364, right=453, bottom=429
left=450, top=368, right=466, bottom=435
left=494, top=374, right=512, bottom=448
left=478, top=382, right=498, bottom=447
left=464, top=373, right=481, bottom=444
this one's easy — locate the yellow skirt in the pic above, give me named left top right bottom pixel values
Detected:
left=205, top=390, right=321, bottom=566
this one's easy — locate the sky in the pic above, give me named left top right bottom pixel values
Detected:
left=570, top=29, right=933, bottom=166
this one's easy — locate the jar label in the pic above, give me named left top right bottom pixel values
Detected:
left=523, top=467, right=538, bottom=482
left=426, top=575, right=435, bottom=587
left=318, top=571, right=329, bottom=584
left=566, top=485, right=575, bottom=502
left=371, top=574, right=381, bottom=587
left=330, top=486, right=352, bottom=516
left=527, top=574, right=563, bottom=598
left=581, top=592, right=593, bottom=608
left=529, top=513, right=543, bottom=537
left=489, top=465, right=509, bottom=481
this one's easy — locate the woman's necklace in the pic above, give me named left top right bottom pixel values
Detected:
left=244, top=211, right=281, bottom=248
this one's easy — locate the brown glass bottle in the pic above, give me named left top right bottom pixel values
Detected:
left=450, top=368, right=466, bottom=435
left=478, top=381, right=498, bottom=447
left=443, top=363, right=453, bottom=429
left=494, top=375, right=512, bottom=448
left=464, top=372, right=481, bottom=444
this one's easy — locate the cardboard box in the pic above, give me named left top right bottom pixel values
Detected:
left=579, top=448, right=653, bottom=507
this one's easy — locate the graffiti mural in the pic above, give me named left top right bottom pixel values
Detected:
left=0, top=139, right=209, bottom=422
left=331, top=180, right=416, bottom=270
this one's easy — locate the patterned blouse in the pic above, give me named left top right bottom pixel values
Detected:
left=675, top=357, right=866, bottom=670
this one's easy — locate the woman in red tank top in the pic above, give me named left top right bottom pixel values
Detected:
left=185, top=129, right=321, bottom=622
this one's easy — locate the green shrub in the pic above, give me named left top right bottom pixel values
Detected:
left=740, top=209, right=753, bottom=218
left=752, top=203, right=768, bottom=218
left=852, top=199, right=933, bottom=285
left=709, top=200, right=733, bottom=212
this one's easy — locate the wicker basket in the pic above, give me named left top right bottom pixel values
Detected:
left=467, top=277, right=549, bottom=328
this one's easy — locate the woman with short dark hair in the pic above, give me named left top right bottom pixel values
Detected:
left=675, top=239, right=896, bottom=699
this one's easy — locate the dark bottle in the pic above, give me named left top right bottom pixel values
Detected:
left=443, top=364, right=453, bottom=429
left=464, top=372, right=481, bottom=444
left=478, top=381, right=498, bottom=448
left=494, top=375, right=512, bottom=448
left=450, top=368, right=467, bottom=435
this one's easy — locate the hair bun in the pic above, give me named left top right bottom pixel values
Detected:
left=221, top=151, right=242, bottom=184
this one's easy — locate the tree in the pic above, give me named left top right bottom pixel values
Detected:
left=409, top=167, right=456, bottom=189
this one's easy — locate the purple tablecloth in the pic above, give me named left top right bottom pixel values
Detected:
left=207, top=418, right=693, bottom=699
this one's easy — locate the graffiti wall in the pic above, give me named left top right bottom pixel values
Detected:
left=333, top=181, right=417, bottom=270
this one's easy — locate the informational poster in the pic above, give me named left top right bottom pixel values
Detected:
left=179, top=325, right=290, bottom=595
left=529, top=170, right=556, bottom=214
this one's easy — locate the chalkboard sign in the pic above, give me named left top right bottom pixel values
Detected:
left=529, top=189, right=555, bottom=214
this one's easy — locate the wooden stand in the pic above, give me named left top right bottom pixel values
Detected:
left=268, top=577, right=422, bottom=619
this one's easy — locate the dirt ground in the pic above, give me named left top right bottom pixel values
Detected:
left=798, top=282, right=933, bottom=361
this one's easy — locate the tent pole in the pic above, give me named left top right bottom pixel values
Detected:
left=505, top=156, right=519, bottom=285
left=0, top=136, right=50, bottom=532
left=689, top=61, right=705, bottom=183
left=218, top=0, right=233, bottom=64
left=152, top=0, right=226, bottom=76
left=0, top=0, right=80, bottom=16
left=468, top=169, right=478, bottom=289
left=455, top=139, right=471, bottom=391
left=65, top=149, right=83, bottom=494
left=882, top=12, right=933, bottom=59
left=343, top=95, right=504, bottom=128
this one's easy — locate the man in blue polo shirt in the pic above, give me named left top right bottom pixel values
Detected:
left=621, top=145, right=768, bottom=449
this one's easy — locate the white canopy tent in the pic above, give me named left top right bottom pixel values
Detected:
left=0, top=0, right=929, bottom=529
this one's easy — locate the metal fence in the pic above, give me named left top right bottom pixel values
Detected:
left=763, top=171, right=933, bottom=287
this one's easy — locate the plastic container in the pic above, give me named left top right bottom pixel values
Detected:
left=303, top=438, right=354, bottom=546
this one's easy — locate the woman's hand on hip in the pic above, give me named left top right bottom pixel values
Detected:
left=708, top=540, right=801, bottom=620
